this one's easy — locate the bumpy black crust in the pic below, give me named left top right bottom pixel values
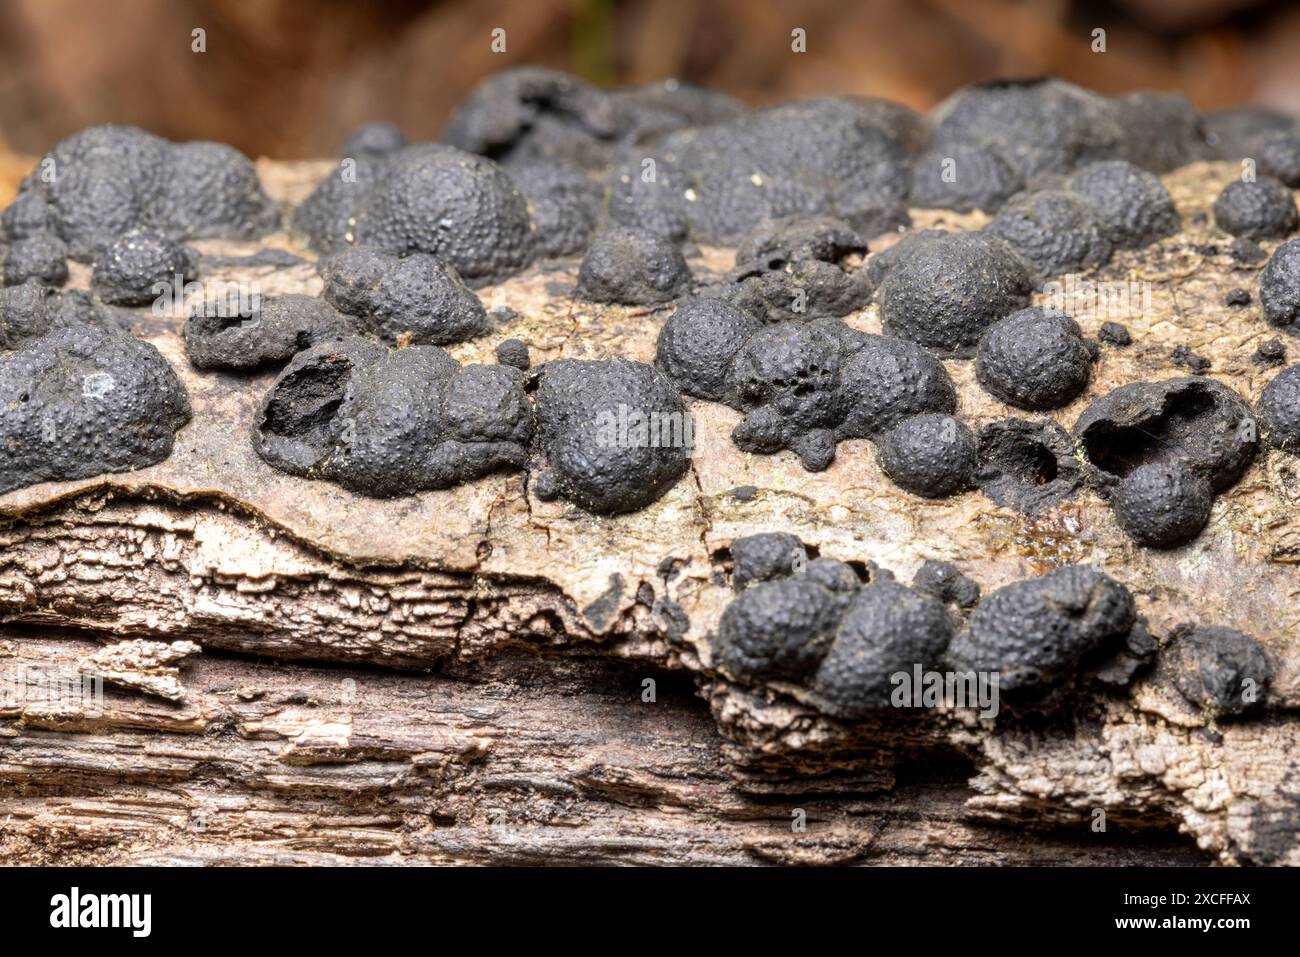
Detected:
left=506, top=159, right=601, bottom=257
left=985, top=189, right=1112, bottom=279
left=1252, top=131, right=1300, bottom=188
left=1261, top=238, right=1300, bottom=333
left=707, top=215, right=874, bottom=322
left=575, top=226, right=691, bottom=304
left=530, top=358, right=690, bottom=514
left=878, top=231, right=1033, bottom=357
left=0, top=283, right=128, bottom=350
left=494, top=338, right=531, bottom=371
left=1258, top=363, right=1300, bottom=451
left=946, top=565, right=1137, bottom=692
left=976, top=418, right=1081, bottom=514
left=296, top=144, right=536, bottom=286
left=253, top=337, right=532, bottom=498
left=1205, top=107, right=1297, bottom=161
left=1, top=125, right=277, bottom=261
left=1167, top=624, right=1272, bottom=716
left=713, top=574, right=849, bottom=682
left=1098, top=321, right=1132, bottom=346
left=0, top=321, right=191, bottom=494
left=1111, top=462, right=1214, bottom=549
left=930, top=79, right=1124, bottom=179
left=877, top=413, right=977, bottom=498
left=2, top=234, right=69, bottom=287
left=341, top=123, right=408, bottom=159
left=809, top=581, right=953, bottom=717
left=319, top=247, right=488, bottom=346
left=714, top=543, right=953, bottom=716
left=624, top=97, right=912, bottom=245
left=183, top=294, right=356, bottom=371
left=90, top=227, right=198, bottom=307
left=655, top=298, right=760, bottom=402
left=1065, top=160, right=1180, bottom=248
left=1072, top=377, right=1258, bottom=496
left=1212, top=176, right=1299, bottom=240
left=975, top=307, right=1092, bottom=410
left=729, top=532, right=807, bottom=593
left=1073, top=377, right=1257, bottom=546
left=909, top=143, right=1023, bottom=213
left=911, top=560, right=981, bottom=609
left=441, top=67, right=741, bottom=171
left=1110, top=91, right=1214, bottom=172
left=657, top=312, right=955, bottom=471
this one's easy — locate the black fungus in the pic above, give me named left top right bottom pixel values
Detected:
left=1, top=125, right=277, bottom=261
left=730, top=531, right=807, bottom=592
left=90, top=227, right=197, bottom=307
left=1212, top=176, right=1299, bottom=240
left=704, top=318, right=956, bottom=471
left=976, top=417, right=1082, bottom=514
left=877, top=230, right=1033, bottom=357
left=1098, top=321, right=1132, bottom=346
left=912, top=559, right=981, bottom=609
left=1065, top=160, right=1179, bottom=249
left=2, top=234, right=68, bottom=287
left=1205, top=107, right=1297, bottom=161
left=864, top=228, right=946, bottom=291
left=1073, top=377, right=1257, bottom=495
left=441, top=68, right=740, bottom=172
left=1225, top=288, right=1252, bottom=307
left=1073, top=377, right=1256, bottom=545
left=0, top=283, right=128, bottom=349
left=1110, top=91, right=1214, bottom=172
left=908, top=142, right=1023, bottom=213
left=341, top=123, right=408, bottom=159
left=710, top=215, right=873, bottom=322
left=1167, top=624, right=1272, bottom=717
left=623, top=97, right=912, bottom=245
left=877, top=413, right=977, bottom=498
left=1230, top=236, right=1267, bottom=265
left=1253, top=130, right=1300, bottom=188
left=975, top=307, right=1092, bottom=410
left=530, top=358, right=690, bottom=514
left=495, top=338, right=531, bottom=370
left=506, top=158, right=601, bottom=257
left=713, top=572, right=849, bottom=683
left=1170, top=344, right=1211, bottom=373
left=930, top=79, right=1124, bottom=179
left=809, top=581, right=953, bottom=717
left=1257, top=363, right=1300, bottom=451
left=183, top=294, right=356, bottom=371
left=575, top=226, right=691, bottom=304
left=253, top=336, right=532, bottom=497
left=1111, top=462, right=1214, bottom=548
left=1253, top=338, right=1286, bottom=367
left=946, top=564, right=1137, bottom=692
left=1260, top=238, right=1300, bottom=332
left=655, top=297, right=761, bottom=402
left=295, top=143, right=536, bottom=286
left=0, top=321, right=191, bottom=494
left=319, top=247, right=488, bottom=346
left=985, top=189, right=1113, bottom=279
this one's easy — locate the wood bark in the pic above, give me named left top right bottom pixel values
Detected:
left=2, top=160, right=1298, bottom=865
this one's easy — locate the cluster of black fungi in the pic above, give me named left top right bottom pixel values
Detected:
left=1, top=70, right=1294, bottom=719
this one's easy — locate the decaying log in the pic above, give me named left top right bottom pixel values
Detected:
left=2, top=159, right=1299, bottom=865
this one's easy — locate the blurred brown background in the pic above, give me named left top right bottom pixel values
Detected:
left=1, top=0, right=1299, bottom=163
